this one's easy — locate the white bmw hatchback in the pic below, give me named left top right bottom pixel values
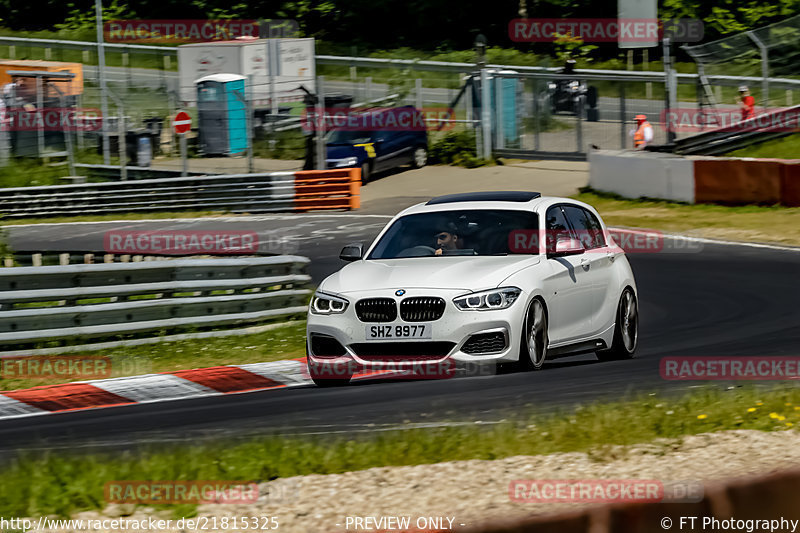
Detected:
left=306, top=191, right=638, bottom=385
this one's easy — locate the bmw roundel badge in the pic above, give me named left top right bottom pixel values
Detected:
left=395, top=289, right=406, bottom=296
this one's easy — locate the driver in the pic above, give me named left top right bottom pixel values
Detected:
left=434, top=222, right=460, bottom=256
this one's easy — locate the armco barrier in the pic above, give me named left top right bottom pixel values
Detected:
left=589, top=149, right=800, bottom=206
left=0, top=168, right=360, bottom=218
left=0, top=256, right=311, bottom=351
left=465, top=469, right=800, bottom=533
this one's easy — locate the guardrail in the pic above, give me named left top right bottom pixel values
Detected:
left=0, top=256, right=311, bottom=352
left=0, top=168, right=360, bottom=218
left=672, top=104, right=800, bottom=155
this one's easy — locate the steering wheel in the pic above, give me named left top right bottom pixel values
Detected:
left=396, top=245, right=436, bottom=257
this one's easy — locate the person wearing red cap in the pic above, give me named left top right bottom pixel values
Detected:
left=631, top=114, right=653, bottom=149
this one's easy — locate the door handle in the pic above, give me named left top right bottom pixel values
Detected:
left=580, top=257, right=590, bottom=269
left=606, top=251, right=616, bottom=262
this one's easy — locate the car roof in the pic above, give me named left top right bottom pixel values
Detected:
left=398, top=192, right=578, bottom=216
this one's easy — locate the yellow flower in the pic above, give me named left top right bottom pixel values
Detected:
left=756, top=402, right=764, bottom=406
left=795, top=406, right=800, bottom=411
left=785, top=403, right=793, bottom=407
left=697, top=414, right=708, bottom=420
left=786, top=423, right=794, bottom=428
left=769, top=412, right=780, bottom=419
left=747, top=408, right=757, bottom=413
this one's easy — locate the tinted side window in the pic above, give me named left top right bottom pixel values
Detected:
left=582, top=208, right=606, bottom=249
left=562, top=206, right=605, bottom=250
left=545, top=206, right=573, bottom=253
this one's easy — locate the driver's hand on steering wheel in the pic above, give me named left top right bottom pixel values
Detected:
left=435, top=248, right=443, bottom=256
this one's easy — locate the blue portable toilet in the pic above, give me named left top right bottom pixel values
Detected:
left=195, top=74, right=249, bottom=156
left=490, top=70, right=519, bottom=148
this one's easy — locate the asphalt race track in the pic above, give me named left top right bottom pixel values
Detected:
left=1, top=216, right=799, bottom=453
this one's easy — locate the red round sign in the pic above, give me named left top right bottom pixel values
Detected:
left=172, top=111, right=192, bottom=134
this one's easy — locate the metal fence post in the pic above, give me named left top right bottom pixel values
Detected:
left=315, top=76, right=326, bottom=170
left=480, top=69, right=492, bottom=160
left=247, top=74, right=254, bottom=173
left=415, top=78, right=422, bottom=109
left=747, top=31, right=769, bottom=110
left=96, top=0, right=111, bottom=165
left=365, top=76, right=372, bottom=102
left=619, top=83, right=627, bottom=148
left=496, top=75, right=504, bottom=150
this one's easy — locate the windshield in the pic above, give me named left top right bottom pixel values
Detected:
left=367, top=209, right=539, bottom=259
left=326, top=129, right=373, bottom=145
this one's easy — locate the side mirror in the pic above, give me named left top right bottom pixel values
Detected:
left=551, top=237, right=585, bottom=257
left=339, top=243, right=364, bottom=261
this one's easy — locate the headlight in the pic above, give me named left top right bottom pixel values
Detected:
left=454, top=287, right=521, bottom=311
left=335, top=157, right=359, bottom=168
left=310, top=291, right=349, bottom=315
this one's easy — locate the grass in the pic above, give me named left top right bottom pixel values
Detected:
left=0, top=321, right=307, bottom=392
left=574, top=189, right=800, bottom=247
left=726, top=133, right=800, bottom=159
left=1, top=385, right=797, bottom=517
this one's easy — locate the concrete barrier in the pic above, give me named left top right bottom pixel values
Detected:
left=588, top=150, right=694, bottom=203
left=589, top=149, right=800, bottom=206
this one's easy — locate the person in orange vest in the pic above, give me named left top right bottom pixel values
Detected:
left=738, top=85, right=755, bottom=120
left=631, top=114, right=653, bottom=149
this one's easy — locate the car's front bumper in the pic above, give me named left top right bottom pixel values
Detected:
left=306, top=288, right=528, bottom=369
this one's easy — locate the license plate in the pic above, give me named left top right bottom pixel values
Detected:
left=365, top=323, right=432, bottom=341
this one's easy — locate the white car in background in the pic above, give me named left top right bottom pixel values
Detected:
left=306, top=191, right=638, bottom=386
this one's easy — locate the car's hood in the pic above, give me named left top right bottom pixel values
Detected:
left=326, top=144, right=364, bottom=160
left=320, top=256, right=541, bottom=294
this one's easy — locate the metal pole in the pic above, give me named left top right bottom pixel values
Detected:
left=496, top=76, right=504, bottom=150
left=268, top=39, right=278, bottom=119
left=619, top=82, right=626, bottom=148
left=95, top=0, right=111, bottom=164
left=480, top=69, right=492, bottom=159
left=35, top=77, right=44, bottom=157
left=180, top=134, right=187, bottom=176
left=106, top=89, right=127, bottom=180
left=663, top=37, right=675, bottom=144
left=533, top=80, right=540, bottom=151
left=315, top=76, right=326, bottom=170
left=576, top=94, right=584, bottom=152
left=747, top=31, right=769, bottom=110
left=415, top=78, right=422, bottom=109
left=53, top=85, right=76, bottom=176
left=246, top=74, right=254, bottom=173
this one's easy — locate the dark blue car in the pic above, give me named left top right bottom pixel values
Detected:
left=325, top=106, right=428, bottom=183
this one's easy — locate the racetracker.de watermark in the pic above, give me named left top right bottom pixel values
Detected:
left=507, top=229, right=703, bottom=254
left=661, top=357, right=800, bottom=380
left=305, top=359, right=498, bottom=380
left=104, top=19, right=298, bottom=43
left=301, top=107, right=455, bottom=132
left=508, top=18, right=703, bottom=43
left=1, top=356, right=112, bottom=380
left=1, top=108, right=102, bottom=132
left=104, top=481, right=258, bottom=504
left=508, top=479, right=704, bottom=503
left=104, top=231, right=260, bottom=255
left=662, top=107, right=800, bottom=133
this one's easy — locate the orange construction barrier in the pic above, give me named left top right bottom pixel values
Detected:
left=292, top=168, right=361, bottom=211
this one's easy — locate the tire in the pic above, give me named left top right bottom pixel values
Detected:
left=360, top=162, right=371, bottom=184
left=412, top=146, right=428, bottom=168
left=518, top=298, right=548, bottom=371
left=596, top=288, right=638, bottom=361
